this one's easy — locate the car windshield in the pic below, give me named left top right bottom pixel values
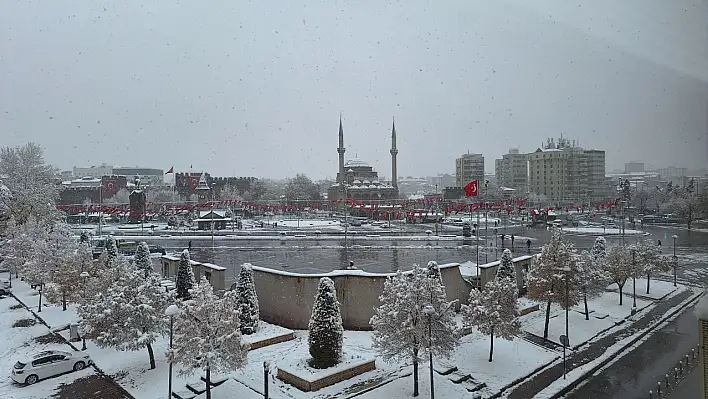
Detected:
left=14, top=361, right=25, bottom=369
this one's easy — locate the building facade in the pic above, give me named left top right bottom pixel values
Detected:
left=624, top=162, right=645, bottom=173
left=495, top=148, right=528, bottom=191
left=455, top=153, right=484, bottom=188
left=113, top=167, right=164, bottom=186
left=326, top=117, right=399, bottom=201
left=527, top=137, right=608, bottom=204
left=73, top=164, right=113, bottom=178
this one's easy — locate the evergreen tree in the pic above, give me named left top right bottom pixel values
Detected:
left=590, top=236, right=607, bottom=265
left=308, top=277, right=343, bottom=368
left=235, top=263, right=260, bottom=334
left=176, top=249, right=195, bottom=299
left=497, top=249, right=515, bottom=281
left=371, top=266, right=458, bottom=397
left=79, top=231, right=89, bottom=245
left=426, top=260, right=440, bottom=278
left=102, top=236, right=119, bottom=268
left=134, top=241, right=152, bottom=278
left=463, top=277, right=520, bottom=362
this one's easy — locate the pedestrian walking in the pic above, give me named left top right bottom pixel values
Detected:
left=526, top=239, right=531, bottom=252
left=188, top=240, right=192, bottom=251
left=511, top=235, right=515, bottom=250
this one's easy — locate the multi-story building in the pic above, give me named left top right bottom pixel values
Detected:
left=527, top=137, right=608, bottom=204
left=73, top=164, right=113, bottom=178
left=495, top=148, right=528, bottom=191
left=113, top=167, right=164, bottom=186
left=624, top=162, right=645, bottom=173
left=657, top=165, right=688, bottom=178
left=455, top=153, right=484, bottom=188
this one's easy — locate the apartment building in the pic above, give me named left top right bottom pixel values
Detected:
left=527, top=137, right=608, bottom=204
left=495, top=148, right=528, bottom=191
left=455, top=153, right=485, bottom=187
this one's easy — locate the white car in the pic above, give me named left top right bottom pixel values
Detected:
left=0, top=278, right=10, bottom=295
left=11, top=350, right=92, bottom=385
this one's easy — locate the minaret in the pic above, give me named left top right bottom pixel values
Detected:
left=337, top=115, right=346, bottom=183
left=390, top=117, right=398, bottom=193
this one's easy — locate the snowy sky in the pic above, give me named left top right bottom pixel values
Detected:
left=1, top=0, right=707, bottom=179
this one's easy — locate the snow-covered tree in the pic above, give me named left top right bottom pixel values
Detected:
left=371, top=266, right=458, bottom=397
left=23, top=236, right=53, bottom=313
left=176, top=249, right=195, bottom=299
left=44, top=238, right=84, bottom=311
left=284, top=174, right=321, bottom=202
left=308, top=277, right=343, bottom=368
left=78, top=263, right=171, bottom=370
left=661, top=183, right=699, bottom=229
left=147, top=186, right=181, bottom=204
left=100, top=236, right=119, bottom=268
left=630, top=240, right=668, bottom=294
left=235, top=264, right=259, bottom=335
left=576, top=250, right=609, bottom=320
left=134, top=241, right=153, bottom=278
left=463, top=277, right=520, bottom=362
left=497, top=249, right=515, bottom=281
left=526, top=231, right=583, bottom=339
left=79, top=231, right=89, bottom=245
left=0, top=143, right=60, bottom=226
left=590, top=237, right=607, bottom=265
left=603, top=246, right=634, bottom=305
left=169, top=278, right=248, bottom=399
left=426, top=260, right=440, bottom=278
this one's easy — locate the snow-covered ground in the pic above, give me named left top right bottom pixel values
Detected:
left=0, top=296, right=96, bottom=399
left=521, top=280, right=686, bottom=349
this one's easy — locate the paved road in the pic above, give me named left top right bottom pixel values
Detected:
left=566, top=303, right=700, bottom=399
left=669, top=365, right=701, bottom=398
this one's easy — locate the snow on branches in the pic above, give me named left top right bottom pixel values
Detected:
left=235, top=264, right=260, bottom=335
left=497, top=249, right=515, bottom=281
left=629, top=239, right=668, bottom=295
left=603, top=246, right=634, bottom=305
left=176, top=249, right=195, bottom=299
left=134, top=241, right=153, bottom=278
left=371, top=265, right=458, bottom=396
left=78, top=262, right=171, bottom=369
left=308, top=277, right=344, bottom=368
left=100, top=236, right=119, bottom=268
left=576, top=250, right=609, bottom=320
left=169, top=277, right=248, bottom=395
left=526, top=231, right=583, bottom=338
left=463, top=276, right=520, bottom=362
left=590, top=237, right=607, bottom=265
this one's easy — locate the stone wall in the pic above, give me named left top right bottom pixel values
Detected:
left=252, top=263, right=472, bottom=330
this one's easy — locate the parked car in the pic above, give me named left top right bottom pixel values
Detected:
left=0, top=278, right=10, bottom=295
left=11, top=350, right=92, bottom=385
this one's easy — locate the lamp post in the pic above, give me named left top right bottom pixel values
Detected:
left=422, top=304, right=435, bottom=399
left=557, top=265, right=571, bottom=379
left=484, top=181, right=489, bottom=263
left=79, top=271, right=90, bottom=350
left=263, top=361, right=270, bottom=399
left=672, top=234, right=679, bottom=287
left=165, top=304, right=180, bottom=399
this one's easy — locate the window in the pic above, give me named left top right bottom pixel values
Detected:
left=32, top=357, right=52, bottom=367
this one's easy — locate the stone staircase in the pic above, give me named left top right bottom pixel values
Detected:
left=434, top=365, right=487, bottom=393
left=171, top=376, right=229, bottom=399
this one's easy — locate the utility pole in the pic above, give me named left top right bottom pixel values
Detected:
left=484, top=180, right=489, bottom=264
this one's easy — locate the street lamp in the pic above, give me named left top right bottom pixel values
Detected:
left=557, top=265, right=571, bottom=379
left=79, top=271, right=90, bottom=350
left=422, top=304, right=435, bottom=399
left=672, top=234, right=679, bottom=287
left=165, top=304, right=180, bottom=399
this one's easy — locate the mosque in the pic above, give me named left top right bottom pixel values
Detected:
left=326, top=117, right=399, bottom=202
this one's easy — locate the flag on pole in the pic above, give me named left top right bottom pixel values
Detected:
left=165, top=166, right=174, bottom=174
left=464, top=180, right=479, bottom=197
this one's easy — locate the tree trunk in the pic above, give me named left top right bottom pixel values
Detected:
left=646, top=271, right=651, bottom=294
left=412, top=348, right=419, bottom=397
left=38, top=285, right=43, bottom=313
left=618, top=283, right=624, bottom=305
left=146, top=343, right=155, bottom=370
left=544, top=299, right=552, bottom=339
left=62, top=293, right=67, bottom=311
left=583, top=292, right=589, bottom=320
left=489, top=326, right=495, bottom=362
left=206, top=366, right=212, bottom=399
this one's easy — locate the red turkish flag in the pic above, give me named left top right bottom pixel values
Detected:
left=464, top=180, right=479, bottom=197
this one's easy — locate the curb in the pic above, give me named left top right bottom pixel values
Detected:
left=548, top=289, right=704, bottom=399
left=10, top=293, right=136, bottom=399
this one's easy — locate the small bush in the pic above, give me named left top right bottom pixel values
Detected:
left=9, top=304, right=23, bottom=310
left=12, top=319, right=37, bottom=328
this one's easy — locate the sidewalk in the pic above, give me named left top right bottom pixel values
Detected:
left=504, top=289, right=695, bottom=399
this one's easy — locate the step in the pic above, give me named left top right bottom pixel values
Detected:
left=171, top=390, right=197, bottom=399
left=448, top=371, right=471, bottom=384
left=465, top=381, right=487, bottom=393
left=186, top=381, right=207, bottom=394
left=200, top=375, right=229, bottom=387
left=434, top=365, right=458, bottom=376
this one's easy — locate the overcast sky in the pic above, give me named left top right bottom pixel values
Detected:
left=2, top=0, right=707, bottom=180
